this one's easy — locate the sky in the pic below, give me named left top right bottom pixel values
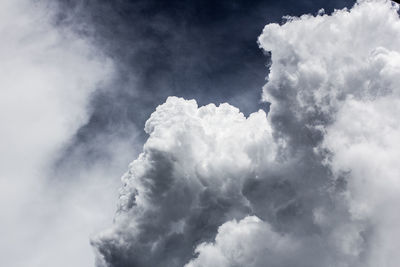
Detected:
left=2, top=0, right=400, bottom=266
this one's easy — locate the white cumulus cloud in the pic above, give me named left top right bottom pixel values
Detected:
left=93, top=96, right=276, bottom=266
left=94, top=0, right=400, bottom=267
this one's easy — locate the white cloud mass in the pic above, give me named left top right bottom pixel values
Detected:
left=0, top=0, right=116, bottom=266
left=93, top=0, right=400, bottom=266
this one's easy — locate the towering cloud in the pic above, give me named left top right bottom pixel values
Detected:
left=93, top=97, right=276, bottom=266
left=259, top=1, right=400, bottom=265
left=93, top=0, right=400, bottom=266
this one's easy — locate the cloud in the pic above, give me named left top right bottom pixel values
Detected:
left=0, top=0, right=116, bottom=266
left=92, top=96, right=276, bottom=267
left=94, top=0, right=400, bottom=266
left=259, top=1, right=400, bottom=264
left=185, top=216, right=300, bottom=267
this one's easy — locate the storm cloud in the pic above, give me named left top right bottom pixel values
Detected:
left=93, top=0, right=400, bottom=267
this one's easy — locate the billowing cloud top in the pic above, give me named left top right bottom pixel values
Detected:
left=93, top=0, right=400, bottom=266
left=93, top=97, right=276, bottom=266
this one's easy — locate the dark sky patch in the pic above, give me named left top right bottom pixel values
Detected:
left=53, top=0, right=355, bottom=180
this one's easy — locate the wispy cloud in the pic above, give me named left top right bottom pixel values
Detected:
left=0, top=0, right=116, bottom=266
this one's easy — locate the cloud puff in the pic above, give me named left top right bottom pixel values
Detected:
left=92, top=97, right=276, bottom=267
left=259, top=0, right=400, bottom=146
left=185, top=216, right=299, bottom=267
left=94, top=0, right=400, bottom=266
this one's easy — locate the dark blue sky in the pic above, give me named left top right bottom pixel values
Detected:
left=55, top=0, right=356, bottom=170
